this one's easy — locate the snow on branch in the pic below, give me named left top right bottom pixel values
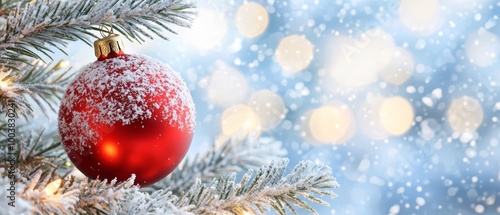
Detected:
left=0, top=0, right=196, bottom=67
left=1, top=137, right=337, bottom=214
left=6, top=171, right=190, bottom=214
left=147, top=135, right=287, bottom=194
left=70, top=175, right=189, bottom=214
left=0, top=60, right=73, bottom=116
left=177, top=159, right=339, bottom=215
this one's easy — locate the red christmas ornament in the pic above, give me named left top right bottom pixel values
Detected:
left=58, top=33, right=195, bottom=187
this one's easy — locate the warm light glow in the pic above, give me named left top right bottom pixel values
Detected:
left=329, top=29, right=395, bottom=88
left=358, top=96, right=390, bottom=140
left=0, top=72, right=16, bottom=98
left=236, top=2, right=269, bottom=38
left=275, top=35, right=314, bottom=73
left=233, top=206, right=253, bottom=215
left=300, top=110, right=318, bottom=145
left=378, top=47, right=414, bottom=85
left=447, top=96, right=483, bottom=133
left=53, top=60, right=70, bottom=70
left=379, top=97, right=414, bottom=136
left=399, top=0, right=442, bottom=34
left=185, top=8, right=227, bottom=50
left=207, top=65, right=248, bottom=107
left=222, top=104, right=261, bottom=136
left=102, top=141, right=118, bottom=159
left=308, top=105, right=354, bottom=144
left=465, top=29, right=500, bottom=67
left=331, top=47, right=378, bottom=87
left=248, top=90, right=286, bottom=130
left=43, top=179, right=62, bottom=196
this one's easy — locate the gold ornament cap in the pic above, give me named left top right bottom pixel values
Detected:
left=94, top=33, right=125, bottom=60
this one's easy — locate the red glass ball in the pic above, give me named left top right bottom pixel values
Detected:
left=58, top=54, right=195, bottom=187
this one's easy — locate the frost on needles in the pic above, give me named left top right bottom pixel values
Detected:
left=0, top=0, right=339, bottom=214
left=0, top=135, right=338, bottom=214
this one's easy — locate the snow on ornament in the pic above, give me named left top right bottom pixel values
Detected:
left=58, top=30, right=195, bottom=187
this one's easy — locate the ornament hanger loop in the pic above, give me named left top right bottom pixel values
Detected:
left=99, top=23, right=114, bottom=38
left=94, top=24, right=124, bottom=60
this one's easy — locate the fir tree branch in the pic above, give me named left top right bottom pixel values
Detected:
left=19, top=170, right=79, bottom=215
left=0, top=169, right=34, bottom=215
left=0, top=60, right=73, bottom=116
left=0, top=0, right=196, bottom=67
left=0, top=129, right=68, bottom=177
left=147, top=136, right=287, bottom=194
left=177, top=159, right=339, bottom=215
left=68, top=175, right=194, bottom=215
left=0, top=0, right=29, bottom=13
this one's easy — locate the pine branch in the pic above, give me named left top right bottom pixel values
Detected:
left=177, top=159, right=339, bottom=215
left=0, top=169, right=34, bottom=215
left=0, top=0, right=196, bottom=67
left=0, top=0, right=29, bottom=13
left=0, top=129, right=69, bottom=182
left=19, top=170, right=79, bottom=215
left=70, top=175, right=189, bottom=215
left=147, top=136, right=287, bottom=194
left=0, top=60, right=73, bottom=116
left=2, top=138, right=337, bottom=214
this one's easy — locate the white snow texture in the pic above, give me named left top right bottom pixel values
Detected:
left=58, top=54, right=195, bottom=151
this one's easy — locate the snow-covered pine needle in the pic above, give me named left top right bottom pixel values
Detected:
left=0, top=0, right=196, bottom=67
left=147, top=135, right=287, bottom=194
left=177, top=158, right=339, bottom=215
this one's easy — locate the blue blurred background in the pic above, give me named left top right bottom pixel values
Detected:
left=55, top=0, right=500, bottom=214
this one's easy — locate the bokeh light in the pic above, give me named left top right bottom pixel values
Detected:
left=398, top=0, right=443, bottom=34
left=329, top=29, right=395, bottom=88
left=235, top=2, right=269, bottom=38
left=447, top=96, right=484, bottom=133
left=248, top=90, right=286, bottom=130
left=379, top=96, right=415, bottom=136
left=221, top=104, right=261, bottom=136
left=59, top=0, right=500, bottom=214
left=206, top=65, right=248, bottom=107
left=308, top=104, right=354, bottom=144
left=378, top=47, right=414, bottom=85
left=358, top=96, right=390, bottom=140
left=275, top=35, right=314, bottom=73
left=185, top=8, right=227, bottom=51
left=464, top=29, right=500, bottom=67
